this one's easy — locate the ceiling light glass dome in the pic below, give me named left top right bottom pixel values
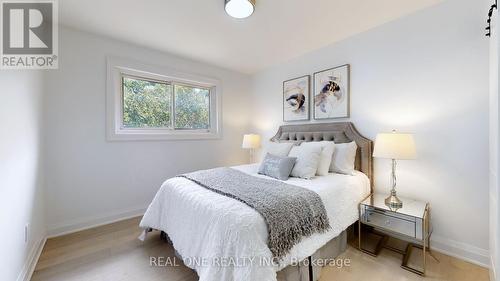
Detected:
left=225, top=0, right=255, bottom=19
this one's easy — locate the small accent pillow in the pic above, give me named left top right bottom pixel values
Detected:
left=264, top=142, right=295, bottom=157
left=301, top=141, right=335, bottom=176
left=258, top=153, right=297, bottom=180
left=329, top=141, right=358, bottom=175
left=288, top=144, right=323, bottom=179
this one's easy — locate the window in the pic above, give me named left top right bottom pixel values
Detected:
left=122, top=76, right=172, bottom=129
left=173, top=84, right=210, bottom=129
left=107, top=57, right=221, bottom=141
left=121, top=77, right=211, bottom=130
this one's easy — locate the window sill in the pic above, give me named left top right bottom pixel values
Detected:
left=106, top=130, right=222, bottom=141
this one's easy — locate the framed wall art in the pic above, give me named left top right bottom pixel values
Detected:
left=283, top=75, right=310, bottom=122
left=313, top=64, right=350, bottom=119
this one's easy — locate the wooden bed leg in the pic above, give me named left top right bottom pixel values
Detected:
left=308, top=256, right=313, bottom=281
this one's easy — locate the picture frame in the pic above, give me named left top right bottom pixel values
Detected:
left=313, top=64, right=350, bottom=120
left=283, top=75, right=310, bottom=122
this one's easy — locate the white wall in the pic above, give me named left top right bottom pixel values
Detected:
left=0, top=71, right=46, bottom=281
left=250, top=0, right=490, bottom=266
left=44, top=27, right=252, bottom=235
left=489, top=2, right=500, bottom=280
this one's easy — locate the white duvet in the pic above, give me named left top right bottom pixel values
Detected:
left=139, top=164, right=370, bottom=281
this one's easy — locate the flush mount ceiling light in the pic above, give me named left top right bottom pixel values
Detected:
left=225, top=0, right=255, bottom=19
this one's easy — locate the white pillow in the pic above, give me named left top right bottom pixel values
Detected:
left=288, top=144, right=322, bottom=179
left=329, top=141, right=358, bottom=175
left=264, top=142, right=295, bottom=157
left=301, top=141, right=335, bottom=176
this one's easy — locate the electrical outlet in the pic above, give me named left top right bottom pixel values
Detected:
left=24, top=223, right=29, bottom=243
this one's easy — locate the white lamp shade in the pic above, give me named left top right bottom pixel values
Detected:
left=225, top=0, right=255, bottom=19
left=373, top=132, right=417, bottom=160
left=242, top=134, right=261, bottom=149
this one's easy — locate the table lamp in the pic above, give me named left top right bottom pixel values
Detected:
left=373, top=130, right=417, bottom=208
left=242, top=134, right=261, bottom=163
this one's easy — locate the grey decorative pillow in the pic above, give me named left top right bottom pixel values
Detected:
left=258, top=153, right=297, bottom=180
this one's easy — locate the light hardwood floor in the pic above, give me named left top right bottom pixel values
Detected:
left=31, top=217, right=489, bottom=281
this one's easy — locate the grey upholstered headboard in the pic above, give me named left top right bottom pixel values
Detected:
left=270, top=122, right=373, bottom=188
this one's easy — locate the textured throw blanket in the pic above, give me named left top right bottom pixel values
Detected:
left=179, top=167, right=331, bottom=259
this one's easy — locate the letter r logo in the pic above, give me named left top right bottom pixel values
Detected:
left=2, top=2, right=53, bottom=54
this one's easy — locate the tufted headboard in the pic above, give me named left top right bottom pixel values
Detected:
left=270, top=122, right=373, bottom=189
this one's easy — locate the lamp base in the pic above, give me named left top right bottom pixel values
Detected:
left=385, top=193, right=403, bottom=209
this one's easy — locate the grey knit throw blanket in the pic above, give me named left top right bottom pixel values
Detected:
left=178, top=167, right=331, bottom=259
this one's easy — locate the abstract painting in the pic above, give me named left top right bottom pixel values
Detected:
left=313, top=64, right=350, bottom=119
left=283, top=75, right=310, bottom=122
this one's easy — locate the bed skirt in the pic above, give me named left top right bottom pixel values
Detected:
left=277, top=230, right=347, bottom=281
left=160, top=229, right=347, bottom=281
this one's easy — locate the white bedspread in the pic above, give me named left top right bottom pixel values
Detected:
left=139, top=164, right=370, bottom=281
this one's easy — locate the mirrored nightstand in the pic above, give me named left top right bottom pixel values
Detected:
left=358, top=193, right=438, bottom=276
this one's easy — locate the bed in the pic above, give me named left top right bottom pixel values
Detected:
left=139, top=122, right=373, bottom=281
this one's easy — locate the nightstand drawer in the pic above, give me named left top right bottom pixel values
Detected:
left=361, top=207, right=423, bottom=239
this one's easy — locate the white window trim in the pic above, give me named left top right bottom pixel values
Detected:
left=106, top=57, right=222, bottom=141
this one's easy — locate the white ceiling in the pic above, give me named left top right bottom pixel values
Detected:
left=59, top=0, right=442, bottom=74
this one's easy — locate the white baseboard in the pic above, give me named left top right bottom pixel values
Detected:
left=490, top=256, right=497, bottom=281
left=431, top=235, right=489, bottom=268
left=16, top=237, right=47, bottom=281
left=491, top=256, right=497, bottom=281
left=14, top=207, right=146, bottom=281
left=47, top=206, right=147, bottom=238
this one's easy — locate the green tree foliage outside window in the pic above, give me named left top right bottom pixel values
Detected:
left=174, top=85, right=210, bottom=129
left=122, top=76, right=210, bottom=130
left=122, top=77, right=171, bottom=128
